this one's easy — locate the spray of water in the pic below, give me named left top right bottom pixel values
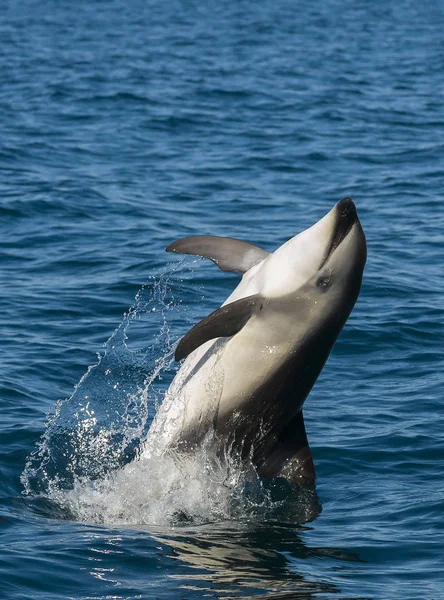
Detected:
left=22, top=262, right=320, bottom=527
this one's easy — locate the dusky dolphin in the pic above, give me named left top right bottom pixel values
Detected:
left=149, top=198, right=366, bottom=487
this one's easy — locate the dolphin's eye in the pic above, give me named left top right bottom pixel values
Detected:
left=317, top=275, right=331, bottom=290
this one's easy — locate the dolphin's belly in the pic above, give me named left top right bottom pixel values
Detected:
left=146, top=267, right=268, bottom=448
left=156, top=320, right=291, bottom=452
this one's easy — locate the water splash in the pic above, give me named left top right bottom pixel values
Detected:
left=22, top=262, right=320, bottom=527
left=35, top=424, right=320, bottom=527
left=21, top=266, right=180, bottom=496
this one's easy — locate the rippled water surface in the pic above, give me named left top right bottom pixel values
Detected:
left=1, top=1, right=444, bottom=598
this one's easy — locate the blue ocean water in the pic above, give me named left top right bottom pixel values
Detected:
left=1, top=0, right=444, bottom=598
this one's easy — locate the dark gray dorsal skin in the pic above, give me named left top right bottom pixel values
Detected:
left=280, top=444, right=316, bottom=488
left=207, top=310, right=343, bottom=487
left=254, top=405, right=315, bottom=488
left=175, top=294, right=263, bottom=361
left=166, top=235, right=270, bottom=274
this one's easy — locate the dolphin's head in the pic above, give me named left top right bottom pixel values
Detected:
left=258, top=198, right=366, bottom=346
left=304, top=197, right=367, bottom=318
left=262, top=197, right=366, bottom=306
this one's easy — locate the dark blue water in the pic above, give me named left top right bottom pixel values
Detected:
left=1, top=1, right=444, bottom=598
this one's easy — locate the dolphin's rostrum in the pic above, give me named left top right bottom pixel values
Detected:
left=151, top=198, right=366, bottom=487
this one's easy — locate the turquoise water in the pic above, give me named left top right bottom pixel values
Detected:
left=1, top=1, right=444, bottom=598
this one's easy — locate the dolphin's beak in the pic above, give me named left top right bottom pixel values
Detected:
left=319, top=197, right=361, bottom=268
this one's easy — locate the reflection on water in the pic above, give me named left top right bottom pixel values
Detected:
left=152, top=521, right=362, bottom=599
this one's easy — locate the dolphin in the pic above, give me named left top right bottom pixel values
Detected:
left=149, top=198, right=366, bottom=487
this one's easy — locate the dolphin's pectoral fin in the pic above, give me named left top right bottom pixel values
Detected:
left=175, top=294, right=261, bottom=361
left=279, top=444, right=316, bottom=488
left=166, top=236, right=270, bottom=274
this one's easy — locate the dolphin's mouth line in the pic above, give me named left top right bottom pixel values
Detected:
left=318, top=198, right=357, bottom=270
